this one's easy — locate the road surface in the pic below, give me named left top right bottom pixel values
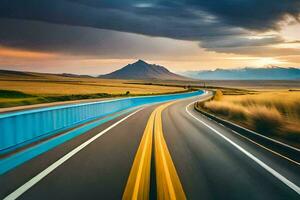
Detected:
left=1, top=93, right=299, bottom=199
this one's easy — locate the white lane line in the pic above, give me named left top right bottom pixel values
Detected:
left=4, top=108, right=144, bottom=200
left=185, top=101, right=300, bottom=195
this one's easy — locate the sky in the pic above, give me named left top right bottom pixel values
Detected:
left=0, top=0, right=300, bottom=75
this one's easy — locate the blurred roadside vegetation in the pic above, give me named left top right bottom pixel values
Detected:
left=196, top=89, right=300, bottom=145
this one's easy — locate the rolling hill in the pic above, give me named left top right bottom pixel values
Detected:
left=0, top=69, right=92, bottom=79
left=99, top=60, right=189, bottom=80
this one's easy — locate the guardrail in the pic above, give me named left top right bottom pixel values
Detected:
left=194, top=103, right=300, bottom=162
left=0, top=90, right=203, bottom=154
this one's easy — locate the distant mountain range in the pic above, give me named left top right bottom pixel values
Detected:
left=1, top=60, right=188, bottom=80
left=99, top=60, right=189, bottom=80
left=183, top=67, right=300, bottom=80
left=2, top=65, right=299, bottom=81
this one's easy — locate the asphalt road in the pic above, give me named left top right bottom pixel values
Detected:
left=1, top=93, right=299, bottom=199
left=163, top=96, right=300, bottom=199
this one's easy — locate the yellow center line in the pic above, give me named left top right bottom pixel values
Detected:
left=122, top=111, right=155, bottom=200
left=154, top=102, right=186, bottom=200
left=123, top=101, right=186, bottom=200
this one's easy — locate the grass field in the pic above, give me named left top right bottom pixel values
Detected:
left=197, top=90, right=300, bottom=145
left=0, top=71, right=186, bottom=108
left=0, top=80, right=185, bottom=95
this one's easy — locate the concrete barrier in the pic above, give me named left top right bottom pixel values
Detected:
left=0, top=90, right=203, bottom=153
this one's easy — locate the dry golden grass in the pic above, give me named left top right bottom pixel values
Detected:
left=247, top=106, right=284, bottom=135
left=0, top=71, right=185, bottom=95
left=204, top=101, right=248, bottom=120
left=0, top=73, right=186, bottom=108
left=0, top=80, right=183, bottom=95
left=222, top=91, right=300, bottom=120
left=202, top=91, right=300, bottom=141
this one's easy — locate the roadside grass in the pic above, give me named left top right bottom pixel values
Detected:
left=0, top=89, right=189, bottom=108
left=0, top=90, right=35, bottom=98
left=197, top=90, right=300, bottom=144
left=0, top=75, right=187, bottom=108
left=0, top=80, right=185, bottom=95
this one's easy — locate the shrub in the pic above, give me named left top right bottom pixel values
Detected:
left=199, top=91, right=300, bottom=142
left=0, top=89, right=34, bottom=98
left=248, top=106, right=283, bottom=135
left=213, top=89, right=223, bottom=101
left=204, top=101, right=247, bottom=120
left=204, top=101, right=230, bottom=116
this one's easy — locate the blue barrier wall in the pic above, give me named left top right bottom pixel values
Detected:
left=0, top=90, right=203, bottom=153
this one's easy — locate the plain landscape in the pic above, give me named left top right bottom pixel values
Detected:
left=1, top=1, right=300, bottom=199
left=0, top=70, right=188, bottom=108
left=0, top=60, right=299, bottom=148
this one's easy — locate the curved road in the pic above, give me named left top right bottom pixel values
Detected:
left=164, top=96, right=300, bottom=199
left=1, top=93, right=299, bottom=199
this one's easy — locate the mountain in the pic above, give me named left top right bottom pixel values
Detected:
left=99, top=60, right=189, bottom=80
left=0, top=69, right=92, bottom=79
left=0, top=69, right=38, bottom=78
left=183, top=67, right=300, bottom=80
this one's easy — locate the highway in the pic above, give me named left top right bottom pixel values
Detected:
left=1, top=92, right=300, bottom=200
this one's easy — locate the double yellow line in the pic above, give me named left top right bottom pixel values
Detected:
left=123, top=101, right=186, bottom=200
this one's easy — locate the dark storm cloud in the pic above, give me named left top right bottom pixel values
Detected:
left=0, top=0, right=243, bottom=40
left=2, top=0, right=300, bottom=32
left=187, top=0, right=300, bottom=31
left=200, top=35, right=284, bottom=49
left=0, top=0, right=299, bottom=54
left=71, top=0, right=300, bottom=30
left=0, top=19, right=195, bottom=58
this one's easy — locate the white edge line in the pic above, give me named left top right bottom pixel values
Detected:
left=186, top=101, right=300, bottom=195
left=202, top=106, right=299, bottom=152
left=229, top=129, right=300, bottom=166
left=200, top=90, right=300, bottom=152
left=228, top=119, right=300, bottom=152
left=4, top=107, right=144, bottom=200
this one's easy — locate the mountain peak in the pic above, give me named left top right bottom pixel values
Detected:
left=134, top=59, right=148, bottom=65
left=129, top=59, right=149, bottom=68
left=99, top=60, right=189, bottom=80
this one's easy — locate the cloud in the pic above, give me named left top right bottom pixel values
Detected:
left=186, top=0, right=300, bottom=31
left=0, top=0, right=245, bottom=40
left=0, top=0, right=299, bottom=55
left=210, top=46, right=300, bottom=57
left=0, top=19, right=202, bottom=59
left=200, top=35, right=284, bottom=49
